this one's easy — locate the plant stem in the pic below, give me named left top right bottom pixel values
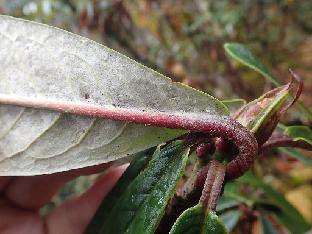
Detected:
left=0, top=96, right=258, bottom=179
left=200, top=160, right=226, bottom=212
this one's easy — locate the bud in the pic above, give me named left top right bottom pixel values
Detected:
left=233, top=73, right=302, bottom=146
left=196, top=141, right=215, bottom=159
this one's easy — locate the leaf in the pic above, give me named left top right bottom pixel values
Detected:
left=259, top=215, right=279, bottom=234
left=171, top=159, right=228, bottom=234
left=273, top=124, right=312, bottom=166
left=279, top=148, right=312, bottom=167
left=169, top=205, right=228, bottom=234
left=219, top=210, right=242, bottom=232
left=203, top=211, right=228, bottom=234
left=169, top=204, right=204, bottom=234
left=272, top=213, right=305, bottom=234
left=84, top=147, right=155, bottom=234
left=218, top=181, right=253, bottom=206
left=216, top=197, right=240, bottom=212
left=238, top=173, right=311, bottom=233
left=284, top=126, right=312, bottom=145
left=0, top=15, right=230, bottom=175
left=96, top=141, right=189, bottom=234
left=285, top=185, right=312, bottom=223
left=224, top=43, right=312, bottom=121
left=224, top=43, right=279, bottom=86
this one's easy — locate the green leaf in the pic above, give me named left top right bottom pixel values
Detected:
left=216, top=197, right=240, bottom=212
left=284, top=126, right=312, bottom=145
left=272, top=212, right=304, bottom=234
left=169, top=204, right=204, bottom=234
left=97, top=141, right=189, bottom=234
left=204, top=211, right=228, bottom=234
left=219, top=182, right=253, bottom=206
left=219, top=210, right=242, bottom=232
left=170, top=205, right=228, bottom=234
left=224, top=43, right=312, bottom=121
left=84, top=147, right=155, bottom=234
left=276, top=124, right=312, bottom=166
left=238, top=173, right=311, bottom=233
left=0, top=15, right=230, bottom=176
left=259, top=215, right=279, bottom=234
left=279, top=147, right=312, bottom=167
left=224, top=43, right=279, bottom=86
left=238, top=173, right=297, bottom=216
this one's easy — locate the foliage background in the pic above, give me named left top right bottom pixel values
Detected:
left=0, top=0, right=311, bottom=232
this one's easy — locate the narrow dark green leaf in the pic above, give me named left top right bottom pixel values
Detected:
left=203, top=211, right=228, bottom=234
left=284, top=126, right=312, bottom=145
left=238, top=173, right=311, bottom=233
left=96, top=141, right=189, bottom=234
left=273, top=211, right=308, bottom=234
left=216, top=197, right=240, bottom=212
left=224, top=43, right=312, bottom=121
left=220, top=182, right=253, bottom=205
left=238, top=173, right=299, bottom=216
left=276, top=124, right=312, bottom=166
left=259, top=215, right=279, bottom=234
left=169, top=204, right=204, bottom=234
left=84, top=147, right=155, bottom=233
left=279, top=147, right=312, bottom=167
left=219, top=210, right=242, bottom=232
left=224, top=43, right=279, bottom=86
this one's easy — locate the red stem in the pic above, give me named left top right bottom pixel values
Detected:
left=199, top=160, right=225, bottom=211
left=0, top=95, right=258, bottom=179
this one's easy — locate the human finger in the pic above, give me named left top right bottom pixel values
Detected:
left=45, top=165, right=127, bottom=234
left=4, top=163, right=111, bottom=210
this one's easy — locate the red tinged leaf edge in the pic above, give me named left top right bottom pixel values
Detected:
left=0, top=94, right=257, bottom=179
left=232, top=70, right=303, bottom=148
left=280, top=69, right=303, bottom=114
left=260, top=134, right=312, bottom=154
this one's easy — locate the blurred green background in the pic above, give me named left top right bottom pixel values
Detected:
left=1, top=0, right=311, bottom=107
left=0, top=0, right=311, bottom=233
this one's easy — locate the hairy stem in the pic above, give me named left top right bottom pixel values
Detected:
left=0, top=96, right=258, bottom=179
left=199, top=160, right=226, bottom=212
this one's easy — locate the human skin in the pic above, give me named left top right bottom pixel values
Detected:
left=0, top=164, right=127, bottom=234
